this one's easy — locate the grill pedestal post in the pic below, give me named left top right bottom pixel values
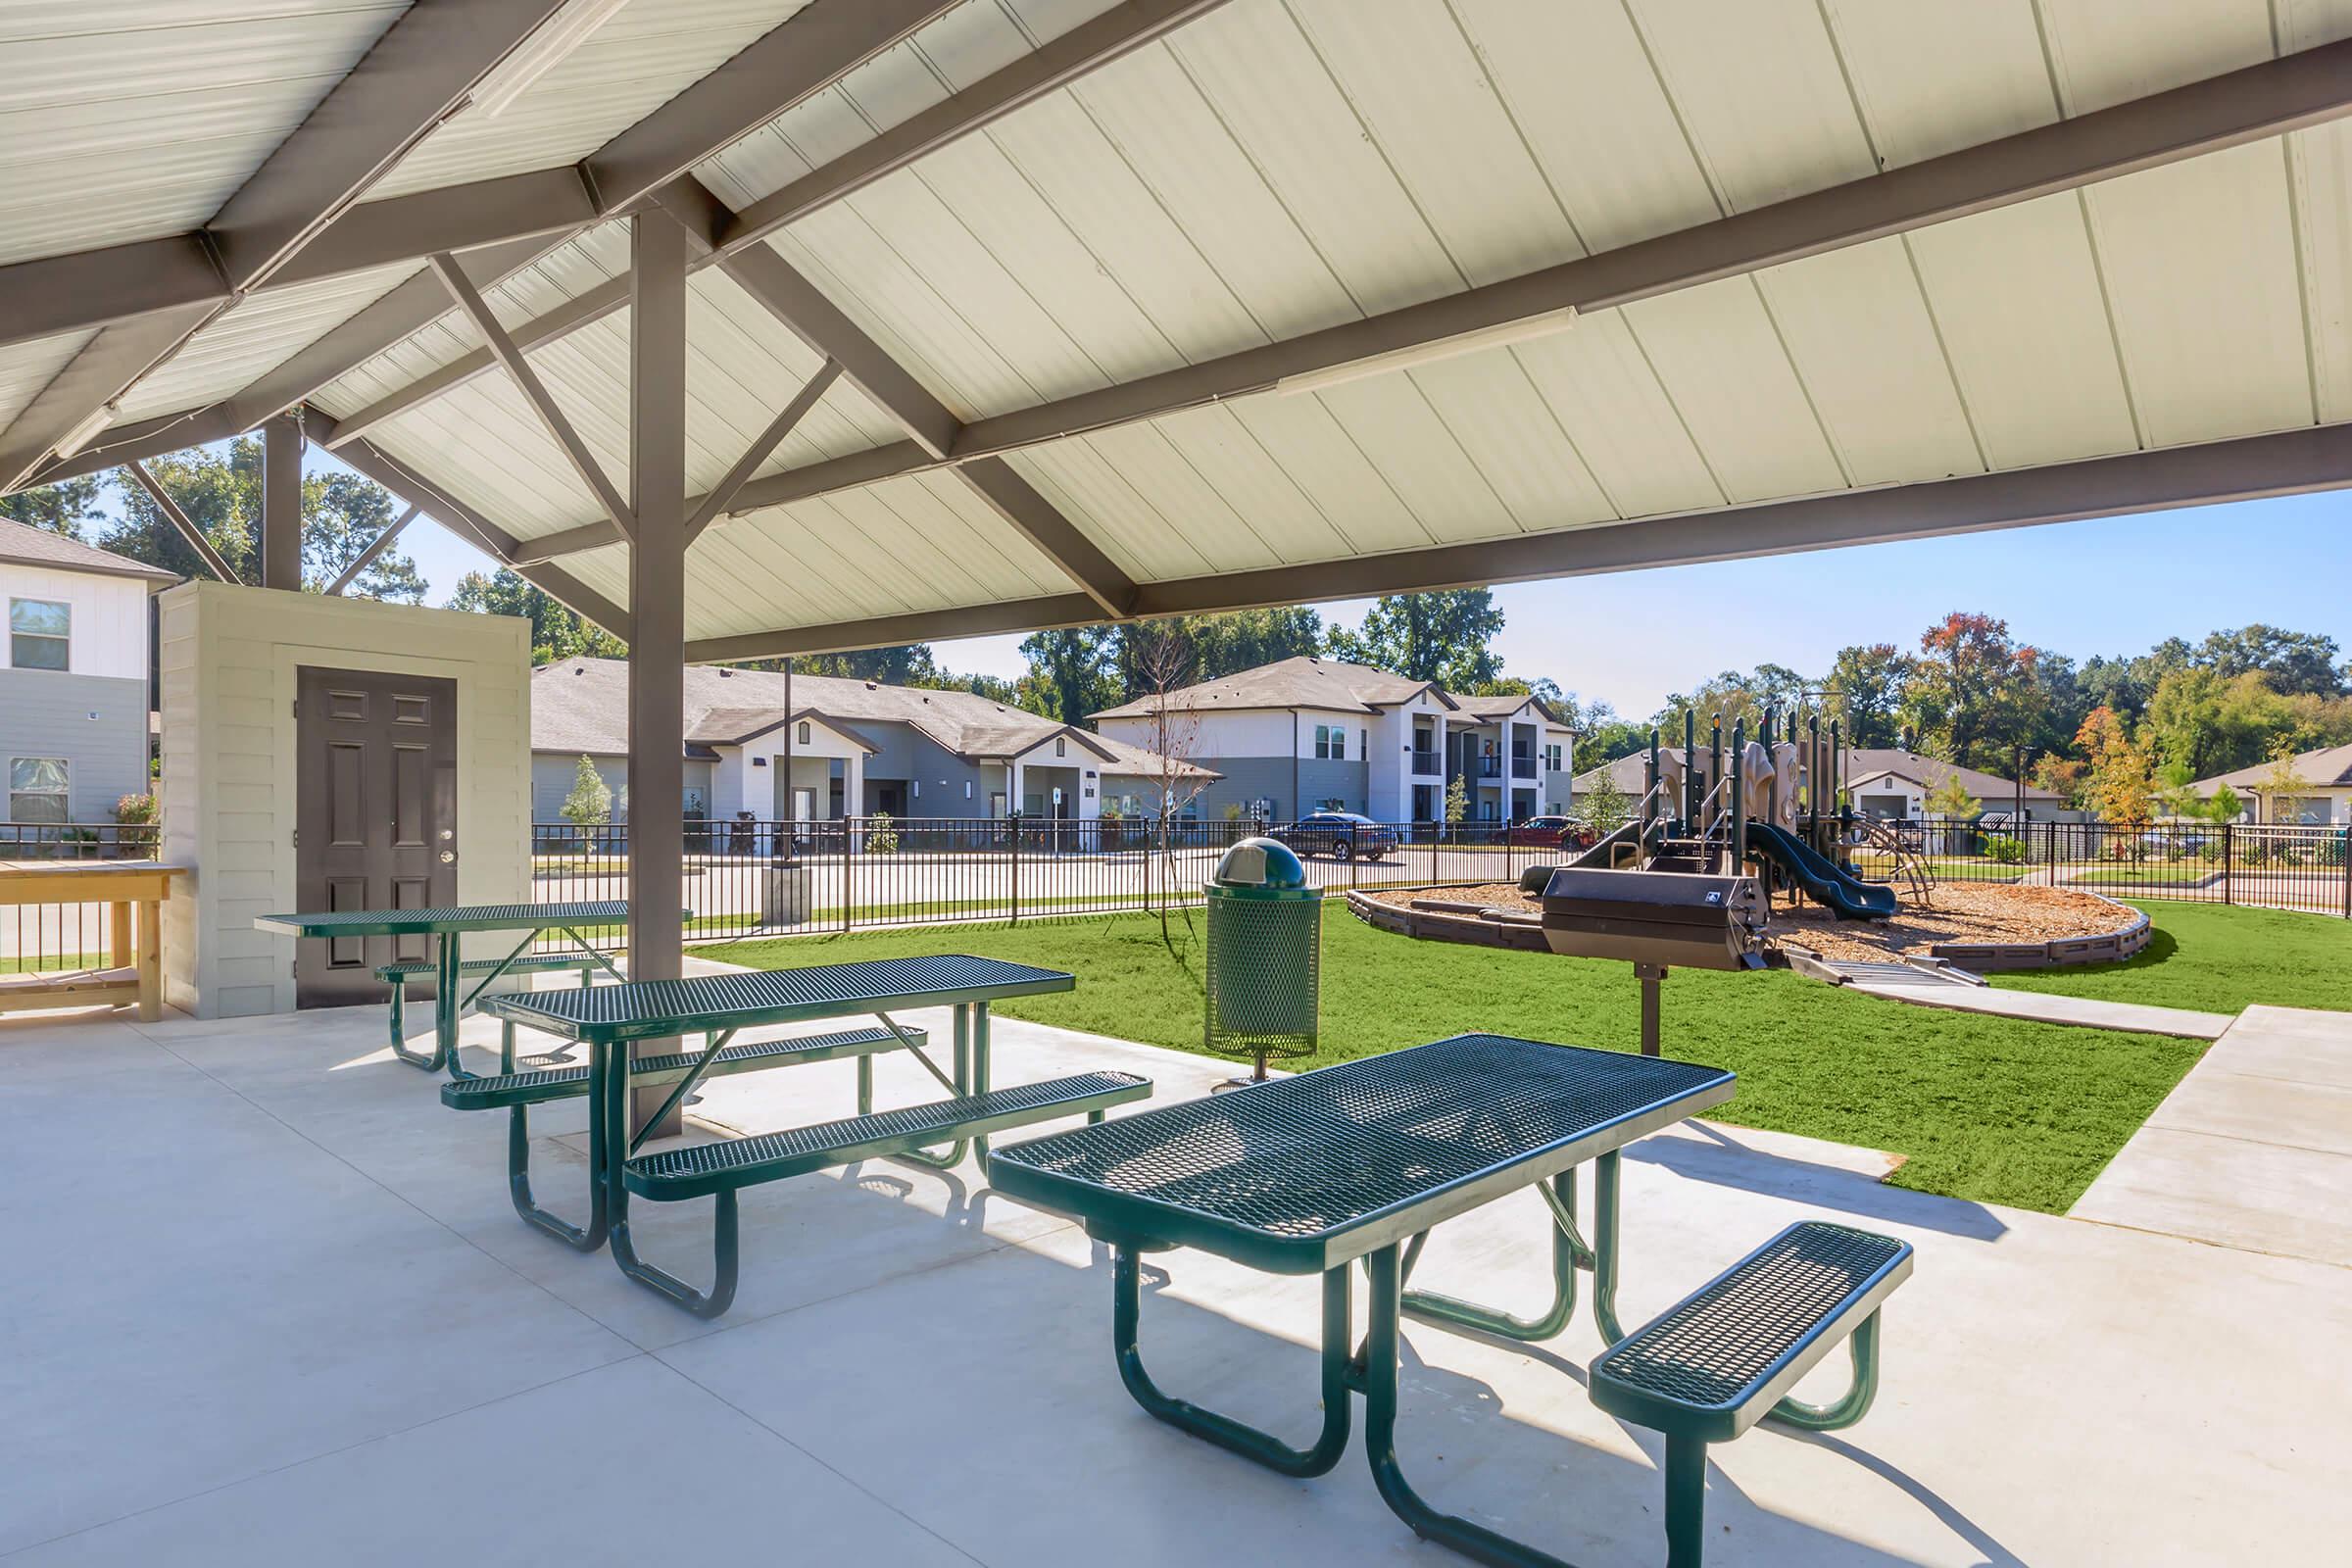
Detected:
left=1636, top=962, right=1667, bottom=1057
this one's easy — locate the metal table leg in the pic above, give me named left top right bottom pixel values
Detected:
left=1398, top=1152, right=1627, bottom=1347
left=391, top=931, right=461, bottom=1074
left=601, top=1038, right=738, bottom=1317
left=1365, top=1244, right=1585, bottom=1568
left=1112, top=1246, right=1352, bottom=1478
left=896, top=1002, right=975, bottom=1170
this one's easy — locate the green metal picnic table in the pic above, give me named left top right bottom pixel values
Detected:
left=254, top=902, right=659, bottom=1079
left=478, top=955, right=1093, bottom=1314
left=990, top=1033, right=1736, bottom=1568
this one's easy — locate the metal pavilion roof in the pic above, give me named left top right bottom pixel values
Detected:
left=6, top=0, right=2352, bottom=661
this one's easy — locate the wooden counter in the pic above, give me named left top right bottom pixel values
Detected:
left=0, top=860, right=182, bottom=1022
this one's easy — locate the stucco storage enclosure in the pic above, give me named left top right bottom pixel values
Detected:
left=158, top=583, right=532, bottom=1018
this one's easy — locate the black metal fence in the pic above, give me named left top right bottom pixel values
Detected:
left=1846, top=816, right=2351, bottom=918
left=0, top=822, right=160, bottom=975
left=528, top=815, right=1574, bottom=949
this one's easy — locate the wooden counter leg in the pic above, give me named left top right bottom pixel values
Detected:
left=111, top=901, right=132, bottom=976
left=137, top=899, right=162, bottom=1022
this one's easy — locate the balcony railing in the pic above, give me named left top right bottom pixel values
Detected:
left=1510, top=755, right=1537, bottom=778
left=1409, top=746, right=1440, bottom=774
left=1475, top=757, right=1502, bottom=778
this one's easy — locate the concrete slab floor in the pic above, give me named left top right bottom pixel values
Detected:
left=2, top=986, right=2346, bottom=1566
left=2074, top=1004, right=2352, bottom=1265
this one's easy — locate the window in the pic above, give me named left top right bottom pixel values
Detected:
left=1314, top=724, right=1342, bottom=760
left=1055, top=738, right=1066, bottom=758
left=1544, top=744, right=1564, bottom=771
left=1360, top=728, right=1368, bottom=761
left=9, top=599, right=69, bottom=671
left=9, top=758, right=69, bottom=822
left=1317, top=797, right=1346, bottom=811
left=796, top=721, right=810, bottom=744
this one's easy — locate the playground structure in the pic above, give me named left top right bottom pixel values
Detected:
left=1551, top=709, right=1920, bottom=922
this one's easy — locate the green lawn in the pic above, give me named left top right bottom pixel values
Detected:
left=703, top=905, right=2208, bottom=1216
left=1991, top=901, right=2352, bottom=1014
left=0, top=952, right=105, bottom=975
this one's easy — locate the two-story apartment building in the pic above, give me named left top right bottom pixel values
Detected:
left=1091, top=657, right=1573, bottom=824
left=0, top=518, right=174, bottom=824
left=530, top=658, right=1210, bottom=825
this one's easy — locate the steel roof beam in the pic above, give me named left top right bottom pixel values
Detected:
left=316, top=0, right=1238, bottom=450
left=426, top=252, right=636, bottom=538
left=683, top=360, right=843, bottom=546
left=0, top=306, right=215, bottom=492
left=325, top=503, right=420, bottom=596
left=124, top=462, right=241, bottom=585
left=684, top=419, right=2352, bottom=660
left=718, top=0, right=1233, bottom=248
left=329, top=430, right=633, bottom=640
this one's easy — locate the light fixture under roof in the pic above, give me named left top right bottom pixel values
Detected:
left=50, top=399, right=120, bottom=463
left=1274, top=306, right=1578, bottom=397
left=468, top=0, right=630, bottom=120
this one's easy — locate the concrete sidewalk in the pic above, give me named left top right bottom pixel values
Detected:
left=2073, top=1004, right=2352, bottom=1263
left=1843, top=971, right=2234, bottom=1039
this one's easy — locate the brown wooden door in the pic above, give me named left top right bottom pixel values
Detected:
left=295, top=666, right=458, bottom=1008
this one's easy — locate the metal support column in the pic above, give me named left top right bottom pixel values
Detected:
left=262, top=412, right=303, bottom=590
left=627, top=210, right=689, bottom=1139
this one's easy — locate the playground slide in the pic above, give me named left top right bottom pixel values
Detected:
left=1744, top=821, right=1898, bottom=921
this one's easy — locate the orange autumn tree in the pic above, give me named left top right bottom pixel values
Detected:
left=2075, top=706, right=2153, bottom=850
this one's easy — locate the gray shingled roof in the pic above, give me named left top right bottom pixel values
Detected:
left=1090, top=656, right=1447, bottom=719
left=1572, top=746, right=2060, bottom=804
left=0, top=517, right=178, bottom=585
left=2193, top=743, right=2352, bottom=792
left=535, top=659, right=1212, bottom=778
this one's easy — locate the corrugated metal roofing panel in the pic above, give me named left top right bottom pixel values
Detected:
left=1399, top=352, right=1615, bottom=530
left=1286, top=0, right=1580, bottom=288
left=2082, top=143, right=2314, bottom=446
left=1308, top=375, right=1528, bottom=545
left=1820, top=0, right=2058, bottom=168
left=1626, top=0, right=1874, bottom=211
left=1450, top=0, right=1716, bottom=255
left=0, top=330, right=94, bottom=435
left=1753, top=240, right=1984, bottom=487
left=1217, top=394, right=1434, bottom=556
left=364, top=1, right=814, bottom=203
left=1507, top=313, right=1722, bottom=519
left=0, top=4, right=402, bottom=266
left=1001, top=441, right=1209, bottom=582
left=2037, top=0, right=2273, bottom=117
left=1905, top=193, right=2139, bottom=468
left=2291, top=121, right=2352, bottom=423
left=683, top=268, right=904, bottom=489
left=370, top=376, right=610, bottom=542
left=1622, top=280, right=1846, bottom=503
left=308, top=223, right=633, bottom=418
left=1166, top=3, right=1458, bottom=318
left=114, top=263, right=419, bottom=422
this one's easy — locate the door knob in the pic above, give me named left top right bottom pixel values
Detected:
left=439, top=851, right=456, bottom=863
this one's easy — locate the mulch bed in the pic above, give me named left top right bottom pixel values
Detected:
left=1361, top=880, right=2138, bottom=964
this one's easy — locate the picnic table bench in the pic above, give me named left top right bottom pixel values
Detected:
left=480, top=955, right=1152, bottom=1318
left=254, top=902, right=666, bottom=1078
left=992, top=1033, right=1908, bottom=1568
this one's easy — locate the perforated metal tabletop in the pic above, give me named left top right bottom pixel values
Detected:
left=992, top=1034, right=1735, bottom=1273
left=255, top=902, right=641, bottom=938
left=478, top=954, right=1075, bottom=1043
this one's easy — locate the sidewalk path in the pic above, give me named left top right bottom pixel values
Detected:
left=2073, top=1004, right=2352, bottom=1264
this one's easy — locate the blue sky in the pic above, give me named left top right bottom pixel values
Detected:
left=301, top=443, right=2352, bottom=719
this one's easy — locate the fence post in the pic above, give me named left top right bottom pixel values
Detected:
left=1009, top=811, right=1022, bottom=926
left=842, top=817, right=855, bottom=933
left=2341, top=821, right=2350, bottom=919
left=2223, top=822, right=2234, bottom=906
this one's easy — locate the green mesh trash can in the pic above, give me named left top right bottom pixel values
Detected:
left=1204, top=837, right=1322, bottom=1082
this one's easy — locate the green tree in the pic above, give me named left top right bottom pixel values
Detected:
left=559, top=756, right=612, bottom=836
left=100, top=443, right=258, bottom=580
left=1652, top=663, right=1810, bottom=743
left=2191, top=623, right=2346, bottom=697
left=1579, top=711, right=1652, bottom=767
left=1924, top=773, right=1981, bottom=819
left=2206, top=782, right=2243, bottom=823
left=302, top=469, right=425, bottom=602
left=1017, top=626, right=1117, bottom=722
left=2076, top=706, right=2153, bottom=833
left=0, top=473, right=109, bottom=538
left=449, top=568, right=627, bottom=663
left=1324, top=590, right=1506, bottom=688
left=1825, top=643, right=1914, bottom=748
left=1444, top=774, right=1468, bottom=825
left=1580, top=768, right=1632, bottom=833
left=2141, top=667, right=2286, bottom=780
left=1900, top=612, right=2048, bottom=771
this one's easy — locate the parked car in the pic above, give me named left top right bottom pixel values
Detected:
left=1272, top=811, right=1397, bottom=861
left=1507, top=814, right=1596, bottom=851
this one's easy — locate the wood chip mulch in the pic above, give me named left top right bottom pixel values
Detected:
left=1366, top=879, right=2136, bottom=964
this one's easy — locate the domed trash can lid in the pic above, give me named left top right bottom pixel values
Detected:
left=1209, top=836, right=1317, bottom=899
